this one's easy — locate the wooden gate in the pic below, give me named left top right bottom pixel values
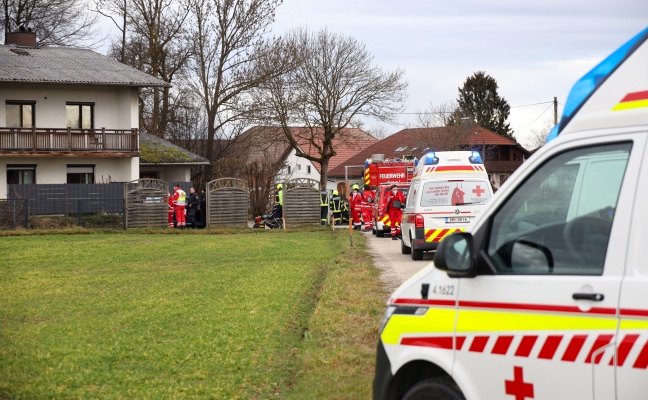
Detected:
left=284, top=178, right=320, bottom=226
left=206, top=178, right=248, bottom=227
left=125, top=179, right=168, bottom=228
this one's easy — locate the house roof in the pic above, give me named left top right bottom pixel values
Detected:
left=0, top=45, right=169, bottom=87
left=292, top=127, right=378, bottom=173
left=240, top=126, right=377, bottom=173
left=328, top=126, right=527, bottom=177
left=139, top=132, right=210, bottom=165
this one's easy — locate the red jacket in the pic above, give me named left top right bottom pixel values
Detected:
left=362, top=190, right=373, bottom=204
left=386, top=190, right=406, bottom=211
left=350, top=192, right=362, bottom=210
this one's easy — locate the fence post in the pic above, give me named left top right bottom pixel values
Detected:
left=12, top=199, right=17, bottom=230
left=122, top=198, right=127, bottom=230
left=78, top=199, right=83, bottom=227
left=24, top=199, right=29, bottom=229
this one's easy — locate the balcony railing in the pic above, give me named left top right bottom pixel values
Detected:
left=0, top=127, right=138, bottom=152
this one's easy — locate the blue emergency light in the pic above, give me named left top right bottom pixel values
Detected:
left=469, top=151, right=483, bottom=164
left=422, top=152, right=440, bottom=165
left=546, top=26, right=648, bottom=143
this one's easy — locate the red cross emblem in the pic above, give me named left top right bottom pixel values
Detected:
left=505, top=366, right=534, bottom=400
left=472, top=185, right=485, bottom=197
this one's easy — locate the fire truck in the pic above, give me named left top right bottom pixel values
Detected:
left=364, top=155, right=417, bottom=237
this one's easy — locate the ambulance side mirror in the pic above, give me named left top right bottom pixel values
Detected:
left=435, top=232, right=476, bottom=277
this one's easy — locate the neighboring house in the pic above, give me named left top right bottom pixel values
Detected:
left=138, top=132, right=209, bottom=183
left=240, top=126, right=377, bottom=190
left=328, top=126, right=531, bottom=190
left=0, top=30, right=168, bottom=199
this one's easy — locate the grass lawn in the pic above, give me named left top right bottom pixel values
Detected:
left=0, top=228, right=387, bottom=399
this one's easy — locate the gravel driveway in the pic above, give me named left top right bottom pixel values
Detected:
left=359, top=230, right=436, bottom=293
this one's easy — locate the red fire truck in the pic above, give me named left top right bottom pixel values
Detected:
left=364, top=155, right=417, bottom=236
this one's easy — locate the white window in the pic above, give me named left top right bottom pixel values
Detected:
left=307, top=165, right=311, bottom=174
left=487, top=142, right=631, bottom=275
left=297, top=164, right=301, bottom=171
left=7, top=164, right=36, bottom=184
left=6, top=101, right=35, bottom=127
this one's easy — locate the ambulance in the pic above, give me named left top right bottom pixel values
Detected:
left=374, top=26, right=648, bottom=400
left=400, top=151, right=493, bottom=260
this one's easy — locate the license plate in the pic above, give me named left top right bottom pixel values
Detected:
left=446, top=217, right=470, bottom=223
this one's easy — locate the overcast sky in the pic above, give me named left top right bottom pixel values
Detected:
left=268, top=0, right=648, bottom=147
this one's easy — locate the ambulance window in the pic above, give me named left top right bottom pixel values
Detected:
left=486, top=142, right=631, bottom=275
left=407, top=183, right=419, bottom=208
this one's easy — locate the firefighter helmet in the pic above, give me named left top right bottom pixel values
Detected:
left=333, top=190, right=339, bottom=196
left=276, top=183, right=282, bottom=190
left=352, top=184, right=360, bottom=191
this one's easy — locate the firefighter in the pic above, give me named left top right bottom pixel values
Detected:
left=171, top=183, right=187, bottom=228
left=386, top=184, right=406, bottom=240
left=274, top=183, right=283, bottom=219
left=361, top=184, right=374, bottom=231
left=350, top=184, right=363, bottom=230
left=320, top=189, right=329, bottom=226
left=329, top=190, right=342, bottom=226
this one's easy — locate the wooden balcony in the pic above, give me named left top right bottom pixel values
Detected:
left=0, top=127, right=139, bottom=154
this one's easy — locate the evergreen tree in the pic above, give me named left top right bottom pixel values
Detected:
left=455, top=71, right=514, bottom=140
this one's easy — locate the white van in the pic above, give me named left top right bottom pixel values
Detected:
left=400, top=151, right=493, bottom=260
left=374, top=26, right=648, bottom=400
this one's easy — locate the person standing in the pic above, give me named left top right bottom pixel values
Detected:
left=386, top=184, right=406, bottom=240
left=361, top=184, right=374, bottom=232
left=320, top=189, right=330, bottom=226
left=350, top=184, right=363, bottom=230
left=197, top=189, right=207, bottom=228
left=274, top=183, right=283, bottom=218
left=186, top=187, right=200, bottom=229
left=167, top=192, right=176, bottom=228
left=329, top=190, right=342, bottom=226
left=171, top=183, right=187, bottom=229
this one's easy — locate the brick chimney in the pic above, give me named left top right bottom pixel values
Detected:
left=5, top=28, right=37, bottom=46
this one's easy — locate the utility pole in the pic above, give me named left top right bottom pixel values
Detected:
left=554, top=96, right=558, bottom=125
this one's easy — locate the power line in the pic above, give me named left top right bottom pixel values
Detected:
left=397, top=100, right=556, bottom=115
left=516, top=104, right=554, bottom=133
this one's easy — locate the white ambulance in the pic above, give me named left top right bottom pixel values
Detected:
left=400, top=151, right=493, bottom=260
left=374, top=26, right=648, bottom=400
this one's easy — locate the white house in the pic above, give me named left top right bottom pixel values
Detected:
left=0, top=30, right=169, bottom=199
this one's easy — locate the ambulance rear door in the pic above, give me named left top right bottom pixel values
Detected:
left=450, top=132, right=642, bottom=400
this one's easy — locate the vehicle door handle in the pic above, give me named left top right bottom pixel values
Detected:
left=572, top=293, right=604, bottom=302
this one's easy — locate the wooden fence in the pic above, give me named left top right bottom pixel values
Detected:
left=206, top=178, right=248, bottom=227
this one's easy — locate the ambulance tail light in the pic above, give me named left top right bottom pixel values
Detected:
left=415, top=214, right=425, bottom=228
left=469, top=151, right=483, bottom=164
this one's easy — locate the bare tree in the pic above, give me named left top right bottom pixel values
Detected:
left=254, top=27, right=407, bottom=189
left=524, top=117, right=556, bottom=150
left=3, top=0, right=98, bottom=46
left=410, top=102, right=475, bottom=151
left=187, top=0, right=287, bottom=182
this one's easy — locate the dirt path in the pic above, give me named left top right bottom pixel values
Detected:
left=359, top=230, right=435, bottom=293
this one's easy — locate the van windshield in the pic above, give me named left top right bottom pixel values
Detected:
left=420, top=181, right=491, bottom=207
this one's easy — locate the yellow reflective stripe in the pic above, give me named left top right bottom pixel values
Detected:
left=364, top=168, right=370, bottom=185
left=457, top=310, right=617, bottom=332
left=619, top=319, right=648, bottom=329
left=382, top=308, right=456, bottom=345
left=613, top=99, right=648, bottom=111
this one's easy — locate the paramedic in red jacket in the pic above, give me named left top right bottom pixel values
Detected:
left=171, top=183, right=187, bottom=228
left=350, top=184, right=363, bottom=230
left=386, top=184, right=406, bottom=240
left=361, top=184, right=374, bottom=231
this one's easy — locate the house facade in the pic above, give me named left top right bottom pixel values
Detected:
left=0, top=31, right=168, bottom=199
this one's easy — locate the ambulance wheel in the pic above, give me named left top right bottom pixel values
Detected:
left=402, top=377, right=464, bottom=400
left=377, top=229, right=385, bottom=238
left=401, top=237, right=411, bottom=254
left=411, top=245, right=424, bottom=260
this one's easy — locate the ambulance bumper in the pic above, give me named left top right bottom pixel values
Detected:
left=373, top=340, right=392, bottom=400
